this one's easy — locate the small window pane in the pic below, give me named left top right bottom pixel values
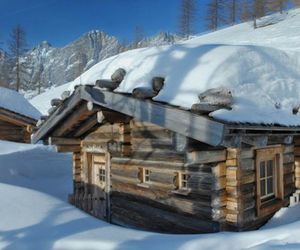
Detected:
left=260, top=179, right=266, bottom=196
left=267, top=178, right=273, bottom=194
left=267, top=160, right=273, bottom=176
left=260, top=162, right=266, bottom=178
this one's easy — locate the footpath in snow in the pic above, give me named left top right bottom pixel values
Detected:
left=0, top=140, right=300, bottom=250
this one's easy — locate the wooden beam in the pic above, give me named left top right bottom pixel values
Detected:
left=73, top=113, right=100, bottom=137
left=52, top=103, right=93, bottom=137
left=48, top=137, right=81, bottom=145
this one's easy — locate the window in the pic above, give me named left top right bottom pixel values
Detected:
left=256, top=147, right=284, bottom=216
left=259, top=160, right=275, bottom=202
left=99, top=168, right=106, bottom=182
left=139, top=168, right=151, bottom=184
left=177, top=172, right=189, bottom=190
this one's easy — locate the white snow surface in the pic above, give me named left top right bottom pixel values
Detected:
left=31, top=9, right=300, bottom=126
left=0, top=87, right=41, bottom=120
left=0, top=139, right=300, bottom=250
left=30, top=83, right=70, bottom=115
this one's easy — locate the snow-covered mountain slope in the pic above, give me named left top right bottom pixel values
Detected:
left=1, top=140, right=300, bottom=250
left=12, top=31, right=180, bottom=93
left=0, top=87, right=41, bottom=119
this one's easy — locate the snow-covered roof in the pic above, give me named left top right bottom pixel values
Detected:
left=32, top=9, right=300, bottom=127
left=0, top=87, right=41, bottom=120
left=68, top=43, right=300, bottom=127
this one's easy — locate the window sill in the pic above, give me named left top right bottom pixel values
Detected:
left=171, top=189, right=191, bottom=196
left=137, top=183, right=150, bottom=189
left=258, top=198, right=283, bottom=217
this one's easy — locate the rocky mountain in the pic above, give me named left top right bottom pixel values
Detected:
left=0, top=31, right=181, bottom=95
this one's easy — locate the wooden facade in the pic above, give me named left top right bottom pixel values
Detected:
left=33, top=85, right=300, bottom=233
left=0, top=107, right=36, bottom=143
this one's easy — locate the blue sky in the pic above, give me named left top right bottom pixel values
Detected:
left=0, top=0, right=209, bottom=49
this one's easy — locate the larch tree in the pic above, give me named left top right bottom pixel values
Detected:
left=293, top=0, right=300, bottom=7
left=267, top=0, right=288, bottom=13
left=226, top=0, right=238, bottom=25
left=253, top=0, right=267, bottom=28
left=206, top=0, right=220, bottom=31
left=7, top=24, right=27, bottom=91
left=178, top=0, right=197, bottom=38
left=240, top=0, right=254, bottom=22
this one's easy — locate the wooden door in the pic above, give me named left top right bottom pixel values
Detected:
left=88, top=152, right=111, bottom=221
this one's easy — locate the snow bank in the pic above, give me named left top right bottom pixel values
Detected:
left=0, top=140, right=300, bottom=250
left=0, top=87, right=41, bottom=119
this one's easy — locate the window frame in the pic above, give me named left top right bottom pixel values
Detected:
left=176, top=172, right=189, bottom=190
left=255, top=146, right=284, bottom=217
left=139, top=168, right=151, bottom=184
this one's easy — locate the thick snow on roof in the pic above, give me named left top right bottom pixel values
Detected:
left=33, top=9, right=300, bottom=126
left=0, top=87, right=41, bottom=120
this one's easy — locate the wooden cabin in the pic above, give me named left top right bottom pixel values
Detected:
left=0, top=87, right=40, bottom=143
left=0, top=107, right=37, bottom=143
left=33, top=84, right=300, bottom=233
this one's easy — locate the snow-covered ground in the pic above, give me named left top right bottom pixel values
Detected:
left=0, top=140, right=300, bottom=250
left=30, top=9, right=300, bottom=126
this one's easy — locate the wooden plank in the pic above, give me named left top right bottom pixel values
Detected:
left=211, top=162, right=226, bottom=177
left=56, top=145, right=81, bottom=153
left=48, top=137, right=81, bottom=145
left=186, top=150, right=226, bottom=164
left=53, top=103, right=95, bottom=137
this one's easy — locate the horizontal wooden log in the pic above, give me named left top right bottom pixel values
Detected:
left=132, top=87, right=158, bottom=99
left=131, top=151, right=184, bottom=162
left=283, top=145, right=294, bottom=154
left=191, top=103, right=227, bottom=115
left=51, top=98, right=63, bottom=107
left=111, top=68, right=126, bottom=83
left=198, top=87, right=233, bottom=106
left=186, top=150, right=226, bottom=164
left=152, top=77, right=164, bottom=92
left=95, top=79, right=120, bottom=90
left=61, top=90, right=71, bottom=100
left=48, top=106, right=56, bottom=115
left=111, top=196, right=218, bottom=233
left=56, top=145, right=81, bottom=152
left=48, top=137, right=81, bottom=145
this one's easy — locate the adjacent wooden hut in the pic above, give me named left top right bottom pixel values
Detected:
left=32, top=84, right=300, bottom=233
left=0, top=87, right=40, bottom=143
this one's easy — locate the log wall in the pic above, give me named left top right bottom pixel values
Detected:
left=225, top=144, right=295, bottom=231
left=294, top=138, right=300, bottom=189
left=69, top=118, right=298, bottom=233
left=0, top=119, right=31, bottom=143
